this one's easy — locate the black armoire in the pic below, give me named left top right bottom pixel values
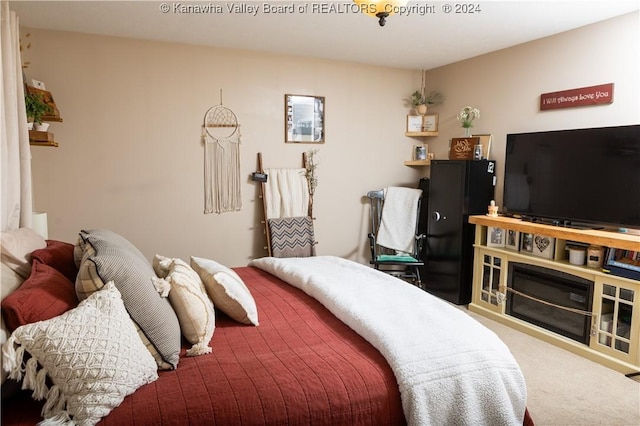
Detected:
left=420, top=160, right=496, bottom=305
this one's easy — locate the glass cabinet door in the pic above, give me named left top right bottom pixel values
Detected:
left=479, top=252, right=503, bottom=307
left=595, top=278, right=637, bottom=363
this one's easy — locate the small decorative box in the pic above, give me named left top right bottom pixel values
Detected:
left=531, top=234, right=555, bottom=259
left=487, top=227, right=506, bottom=247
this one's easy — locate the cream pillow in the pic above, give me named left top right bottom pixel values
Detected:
left=1, top=227, right=47, bottom=278
left=1, top=262, right=25, bottom=390
left=190, top=256, right=259, bottom=326
left=154, top=256, right=215, bottom=356
left=2, top=282, right=158, bottom=425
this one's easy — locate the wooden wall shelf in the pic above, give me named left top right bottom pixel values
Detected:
left=405, top=131, right=438, bottom=137
left=404, top=160, right=430, bottom=166
left=29, top=140, right=59, bottom=147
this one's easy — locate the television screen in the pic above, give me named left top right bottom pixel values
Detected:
left=503, top=124, right=640, bottom=228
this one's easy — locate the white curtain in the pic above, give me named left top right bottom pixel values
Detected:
left=1, top=3, right=32, bottom=232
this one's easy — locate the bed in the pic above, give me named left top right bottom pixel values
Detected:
left=1, top=228, right=533, bottom=425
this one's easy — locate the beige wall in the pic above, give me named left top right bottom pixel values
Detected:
left=24, top=11, right=639, bottom=266
left=424, top=12, right=640, bottom=206
left=24, top=28, right=423, bottom=266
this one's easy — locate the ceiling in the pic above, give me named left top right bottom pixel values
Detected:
left=9, top=0, right=640, bottom=70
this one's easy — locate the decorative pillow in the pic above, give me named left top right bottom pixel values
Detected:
left=1, top=262, right=78, bottom=332
left=31, top=240, right=78, bottom=283
left=154, top=256, right=215, bottom=356
left=0, top=227, right=47, bottom=278
left=75, top=229, right=181, bottom=370
left=2, top=282, right=158, bottom=425
left=1, top=262, right=25, bottom=391
left=190, top=256, right=259, bottom=325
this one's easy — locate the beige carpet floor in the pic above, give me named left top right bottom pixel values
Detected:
left=463, top=308, right=640, bottom=426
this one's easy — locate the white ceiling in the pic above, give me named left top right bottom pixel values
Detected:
left=9, top=0, right=640, bottom=70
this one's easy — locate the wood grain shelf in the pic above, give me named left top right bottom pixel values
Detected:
left=405, top=131, right=438, bottom=137
left=29, top=140, right=59, bottom=147
left=468, top=215, right=640, bottom=251
left=404, top=160, right=431, bottom=166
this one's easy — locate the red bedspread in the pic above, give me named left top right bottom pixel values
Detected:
left=2, top=266, right=405, bottom=425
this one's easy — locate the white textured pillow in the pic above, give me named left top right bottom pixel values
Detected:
left=190, top=256, right=259, bottom=326
left=2, top=282, right=158, bottom=425
left=154, top=256, right=215, bottom=356
left=1, top=227, right=47, bottom=278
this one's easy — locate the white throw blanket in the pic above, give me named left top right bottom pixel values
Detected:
left=263, top=168, right=309, bottom=219
left=376, top=187, right=422, bottom=254
left=250, top=256, right=527, bottom=426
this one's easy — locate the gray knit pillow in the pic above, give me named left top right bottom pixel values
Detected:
left=75, top=229, right=181, bottom=370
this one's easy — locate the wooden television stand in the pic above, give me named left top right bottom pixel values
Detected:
left=468, top=215, right=640, bottom=376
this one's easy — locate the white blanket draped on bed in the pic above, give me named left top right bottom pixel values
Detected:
left=250, top=256, right=527, bottom=426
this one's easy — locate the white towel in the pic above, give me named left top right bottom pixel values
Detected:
left=263, top=168, right=309, bottom=219
left=376, top=187, right=422, bottom=254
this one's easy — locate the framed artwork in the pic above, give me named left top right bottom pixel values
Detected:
left=449, top=137, right=480, bottom=160
left=422, top=114, right=439, bottom=132
left=406, top=115, right=423, bottom=132
left=413, top=144, right=427, bottom=160
left=505, top=230, right=520, bottom=250
left=531, top=235, right=555, bottom=259
left=520, top=233, right=534, bottom=253
left=487, top=227, right=505, bottom=247
left=285, top=94, right=324, bottom=143
left=474, top=134, right=492, bottom=159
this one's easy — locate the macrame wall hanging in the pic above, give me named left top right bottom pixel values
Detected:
left=203, top=91, right=242, bottom=214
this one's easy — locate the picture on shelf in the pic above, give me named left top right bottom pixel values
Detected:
left=531, top=235, right=555, bottom=259
left=449, top=137, right=480, bottom=160
left=414, top=144, right=427, bottom=161
left=520, top=233, right=533, bottom=253
left=487, top=226, right=505, bottom=247
left=406, top=115, right=423, bottom=132
left=505, top=230, right=520, bottom=250
left=474, top=134, right=492, bottom=159
left=422, top=114, right=439, bottom=132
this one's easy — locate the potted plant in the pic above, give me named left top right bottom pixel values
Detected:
left=25, top=90, right=51, bottom=131
left=410, top=89, right=444, bottom=115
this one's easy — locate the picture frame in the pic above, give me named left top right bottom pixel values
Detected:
left=406, top=115, right=423, bottom=132
left=531, top=235, right=555, bottom=259
left=520, top=233, right=534, bottom=253
left=505, top=229, right=520, bottom=250
left=449, top=136, right=480, bottom=160
left=474, top=134, right=492, bottom=159
left=487, top=227, right=506, bottom=247
left=422, top=114, right=439, bottom=132
left=413, top=144, right=427, bottom=160
left=285, top=94, right=324, bottom=143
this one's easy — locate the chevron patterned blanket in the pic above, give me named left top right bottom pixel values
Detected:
left=268, top=216, right=315, bottom=257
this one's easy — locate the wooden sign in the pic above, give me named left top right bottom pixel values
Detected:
left=540, top=83, right=614, bottom=111
left=449, top=137, right=479, bottom=160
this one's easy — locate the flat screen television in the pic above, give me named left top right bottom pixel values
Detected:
left=503, top=124, right=640, bottom=229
